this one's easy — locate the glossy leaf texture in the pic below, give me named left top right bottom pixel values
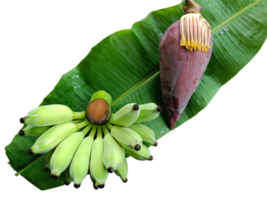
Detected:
left=5, top=0, right=267, bottom=190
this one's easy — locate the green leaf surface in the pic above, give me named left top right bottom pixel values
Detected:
left=5, top=0, right=267, bottom=190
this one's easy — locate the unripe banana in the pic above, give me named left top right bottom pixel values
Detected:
left=115, top=159, right=128, bottom=183
left=110, top=125, right=142, bottom=151
left=19, top=125, right=51, bottom=137
left=125, top=144, right=153, bottom=161
left=45, top=150, right=54, bottom=172
left=111, top=103, right=140, bottom=127
left=135, top=103, right=162, bottom=123
left=20, top=104, right=85, bottom=127
left=29, top=120, right=88, bottom=155
left=103, top=125, right=125, bottom=173
left=90, top=126, right=108, bottom=189
left=69, top=124, right=97, bottom=189
left=129, top=123, right=158, bottom=147
left=50, top=124, right=91, bottom=179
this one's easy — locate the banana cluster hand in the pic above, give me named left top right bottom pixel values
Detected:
left=19, top=91, right=162, bottom=190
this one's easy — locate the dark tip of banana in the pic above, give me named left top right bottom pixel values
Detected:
left=107, top=167, right=114, bottom=173
left=148, top=155, right=155, bottom=162
left=19, top=130, right=25, bottom=136
left=45, top=167, right=50, bottom=172
left=135, top=145, right=141, bottom=151
left=74, top=184, right=80, bottom=189
left=65, top=181, right=70, bottom=186
left=157, top=106, right=163, bottom=112
left=28, top=149, right=34, bottom=155
left=132, top=104, right=139, bottom=111
left=20, top=117, right=27, bottom=124
left=91, top=184, right=99, bottom=191
left=123, top=178, right=128, bottom=183
left=51, top=174, right=58, bottom=180
left=99, top=184, right=105, bottom=189
left=153, top=141, right=158, bottom=147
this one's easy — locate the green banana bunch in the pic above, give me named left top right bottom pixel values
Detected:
left=129, top=123, right=158, bottom=147
left=45, top=150, right=54, bottom=172
left=16, top=88, right=164, bottom=190
left=115, top=159, right=128, bottom=183
left=20, top=104, right=85, bottom=127
left=125, top=144, right=153, bottom=161
left=111, top=125, right=142, bottom=151
left=90, top=126, right=108, bottom=189
left=103, top=125, right=125, bottom=173
left=69, top=124, right=96, bottom=188
left=111, top=103, right=140, bottom=127
left=135, top=103, right=162, bottom=123
left=19, top=125, right=51, bottom=137
left=50, top=124, right=92, bottom=179
left=28, top=120, right=88, bottom=154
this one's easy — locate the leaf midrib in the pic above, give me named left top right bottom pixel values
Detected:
left=15, top=154, right=44, bottom=176
left=211, top=0, right=261, bottom=34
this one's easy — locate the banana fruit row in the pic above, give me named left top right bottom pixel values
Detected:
left=19, top=91, right=162, bottom=189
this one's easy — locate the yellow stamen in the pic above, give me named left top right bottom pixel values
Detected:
left=180, top=13, right=212, bottom=53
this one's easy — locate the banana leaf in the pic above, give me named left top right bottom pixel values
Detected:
left=5, top=0, right=267, bottom=190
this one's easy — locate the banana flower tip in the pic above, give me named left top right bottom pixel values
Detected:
left=169, top=114, right=180, bottom=130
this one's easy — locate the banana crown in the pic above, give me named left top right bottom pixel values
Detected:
left=86, top=90, right=112, bottom=125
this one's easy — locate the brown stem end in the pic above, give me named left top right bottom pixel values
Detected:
left=86, top=98, right=110, bottom=125
left=183, top=0, right=203, bottom=14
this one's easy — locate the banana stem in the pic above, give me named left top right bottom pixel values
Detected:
left=73, top=111, right=86, bottom=119
left=73, top=119, right=84, bottom=124
left=81, top=123, right=93, bottom=136
left=89, top=90, right=112, bottom=106
left=106, top=123, right=113, bottom=132
left=102, top=125, right=109, bottom=136
left=76, top=120, right=89, bottom=129
left=97, top=125, right=102, bottom=138
left=89, top=125, right=97, bottom=139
